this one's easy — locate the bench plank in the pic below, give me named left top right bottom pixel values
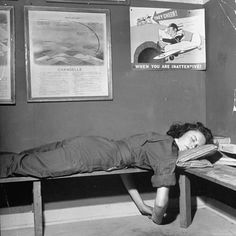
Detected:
left=0, top=168, right=149, bottom=183
left=185, top=165, right=236, bottom=191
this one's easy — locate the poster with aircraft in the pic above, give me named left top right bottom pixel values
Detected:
left=130, top=7, right=206, bottom=70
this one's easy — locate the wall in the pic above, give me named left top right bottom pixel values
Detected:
left=0, top=0, right=206, bottom=211
left=0, top=0, right=206, bottom=152
left=205, top=0, right=236, bottom=142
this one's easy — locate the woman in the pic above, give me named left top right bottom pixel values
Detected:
left=0, top=122, right=213, bottom=225
left=121, top=121, right=213, bottom=225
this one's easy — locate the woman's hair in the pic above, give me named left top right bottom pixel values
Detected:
left=166, top=122, right=213, bottom=144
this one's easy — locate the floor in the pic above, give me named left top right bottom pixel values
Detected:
left=2, top=208, right=236, bottom=236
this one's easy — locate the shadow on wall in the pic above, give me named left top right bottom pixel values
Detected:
left=133, top=41, right=164, bottom=63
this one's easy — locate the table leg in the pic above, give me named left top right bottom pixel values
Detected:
left=33, top=181, right=43, bottom=236
left=179, top=173, right=192, bottom=228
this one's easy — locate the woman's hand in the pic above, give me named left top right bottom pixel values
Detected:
left=139, top=203, right=153, bottom=216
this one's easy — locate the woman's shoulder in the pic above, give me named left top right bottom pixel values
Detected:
left=147, top=132, right=173, bottom=142
left=122, top=132, right=173, bottom=148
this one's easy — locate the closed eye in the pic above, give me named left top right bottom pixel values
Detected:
left=191, top=137, right=196, bottom=142
left=194, top=135, right=197, bottom=141
left=191, top=136, right=198, bottom=147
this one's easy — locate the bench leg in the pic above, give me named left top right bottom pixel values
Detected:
left=179, top=174, right=192, bottom=228
left=33, top=181, right=43, bottom=236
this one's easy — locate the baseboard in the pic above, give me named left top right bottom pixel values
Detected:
left=203, top=198, right=236, bottom=224
left=1, top=200, right=142, bottom=230
left=1, top=196, right=232, bottom=231
left=0, top=196, right=207, bottom=230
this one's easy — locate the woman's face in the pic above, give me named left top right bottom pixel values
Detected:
left=176, top=130, right=206, bottom=151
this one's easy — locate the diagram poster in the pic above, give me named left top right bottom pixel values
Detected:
left=130, top=7, right=206, bottom=70
left=25, top=6, right=112, bottom=102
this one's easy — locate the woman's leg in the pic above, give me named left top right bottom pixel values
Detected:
left=0, top=152, right=16, bottom=177
left=10, top=142, right=88, bottom=178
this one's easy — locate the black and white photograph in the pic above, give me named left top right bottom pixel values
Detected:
left=0, top=0, right=236, bottom=236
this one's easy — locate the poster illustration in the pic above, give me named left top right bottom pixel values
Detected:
left=130, top=7, right=206, bottom=70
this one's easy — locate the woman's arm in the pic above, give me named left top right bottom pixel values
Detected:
left=152, top=186, right=170, bottom=224
left=120, top=174, right=153, bottom=216
left=120, top=173, right=170, bottom=224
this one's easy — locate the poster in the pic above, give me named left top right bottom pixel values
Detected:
left=0, top=6, right=15, bottom=104
left=130, top=7, right=206, bottom=70
left=24, top=6, right=112, bottom=102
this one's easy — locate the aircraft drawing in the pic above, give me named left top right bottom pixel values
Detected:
left=153, top=44, right=199, bottom=61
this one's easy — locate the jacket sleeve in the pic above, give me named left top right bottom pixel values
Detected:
left=144, top=137, right=178, bottom=188
left=150, top=157, right=177, bottom=187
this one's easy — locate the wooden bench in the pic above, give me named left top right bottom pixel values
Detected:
left=3, top=165, right=234, bottom=235
left=179, top=164, right=236, bottom=228
left=0, top=168, right=149, bottom=236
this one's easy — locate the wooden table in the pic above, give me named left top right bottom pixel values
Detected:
left=179, top=165, right=236, bottom=228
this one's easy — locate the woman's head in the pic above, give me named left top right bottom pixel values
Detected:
left=167, top=122, right=213, bottom=151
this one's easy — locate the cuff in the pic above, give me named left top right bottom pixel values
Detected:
left=151, top=173, right=176, bottom=188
